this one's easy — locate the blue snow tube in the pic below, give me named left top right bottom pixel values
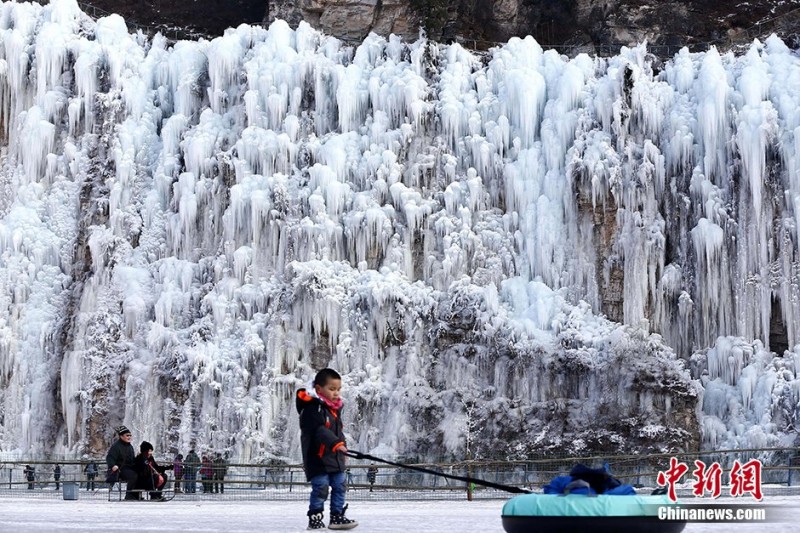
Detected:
left=501, top=493, right=687, bottom=533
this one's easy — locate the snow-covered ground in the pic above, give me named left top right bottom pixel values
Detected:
left=0, top=496, right=798, bottom=532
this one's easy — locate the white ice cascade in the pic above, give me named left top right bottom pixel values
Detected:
left=0, top=1, right=797, bottom=459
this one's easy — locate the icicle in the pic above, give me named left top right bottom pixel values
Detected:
left=207, top=33, right=244, bottom=114
left=696, top=48, right=731, bottom=183
left=34, top=22, right=69, bottom=103
left=19, top=107, right=56, bottom=185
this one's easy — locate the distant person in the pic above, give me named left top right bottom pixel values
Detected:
left=173, top=453, right=184, bottom=493
left=297, top=368, right=358, bottom=530
left=201, top=454, right=213, bottom=493
left=24, top=465, right=35, bottom=490
left=53, top=464, right=61, bottom=490
left=134, top=441, right=172, bottom=500
left=367, top=465, right=377, bottom=492
left=184, top=449, right=200, bottom=493
left=213, top=453, right=228, bottom=494
left=84, top=461, right=98, bottom=491
left=105, top=425, right=139, bottom=500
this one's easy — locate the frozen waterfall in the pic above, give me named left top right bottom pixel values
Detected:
left=0, top=0, right=797, bottom=461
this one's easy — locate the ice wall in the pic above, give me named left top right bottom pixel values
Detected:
left=0, top=0, right=796, bottom=460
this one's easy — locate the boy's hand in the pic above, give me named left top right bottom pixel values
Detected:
left=338, top=445, right=348, bottom=454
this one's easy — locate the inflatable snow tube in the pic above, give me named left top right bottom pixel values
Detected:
left=501, top=493, right=686, bottom=533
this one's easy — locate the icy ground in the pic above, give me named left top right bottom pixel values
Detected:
left=0, top=497, right=798, bottom=532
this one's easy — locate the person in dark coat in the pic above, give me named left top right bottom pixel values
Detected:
left=212, top=453, right=228, bottom=494
left=184, top=449, right=200, bottom=493
left=296, top=368, right=358, bottom=530
left=24, top=465, right=35, bottom=490
left=53, top=464, right=61, bottom=490
left=134, top=441, right=173, bottom=500
left=105, top=425, right=139, bottom=500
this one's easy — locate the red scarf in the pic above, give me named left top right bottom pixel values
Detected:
left=320, top=395, right=343, bottom=411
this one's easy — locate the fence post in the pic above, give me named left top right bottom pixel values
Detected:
left=289, top=469, right=293, bottom=492
left=788, top=457, right=793, bottom=487
left=466, top=462, right=473, bottom=501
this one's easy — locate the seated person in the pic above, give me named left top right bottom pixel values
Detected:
left=134, top=441, right=173, bottom=500
left=106, top=425, right=139, bottom=500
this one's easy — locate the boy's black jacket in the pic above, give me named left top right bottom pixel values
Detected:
left=296, top=388, right=347, bottom=480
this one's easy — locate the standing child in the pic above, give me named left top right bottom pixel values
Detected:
left=24, top=465, right=35, bottom=490
left=84, top=461, right=97, bottom=491
left=367, top=465, right=377, bottom=492
left=201, top=455, right=212, bottom=493
left=173, top=454, right=183, bottom=493
left=296, top=368, right=358, bottom=530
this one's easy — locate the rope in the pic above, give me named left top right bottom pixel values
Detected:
left=344, top=450, right=531, bottom=495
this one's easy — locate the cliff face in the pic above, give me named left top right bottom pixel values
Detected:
left=275, top=0, right=800, bottom=49
left=268, top=0, right=417, bottom=42
left=80, top=0, right=800, bottom=49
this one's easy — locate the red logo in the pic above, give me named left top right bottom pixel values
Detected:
left=656, top=457, right=689, bottom=502
left=692, top=460, right=723, bottom=498
left=729, top=459, right=763, bottom=500
left=656, top=458, right=763, bottom=502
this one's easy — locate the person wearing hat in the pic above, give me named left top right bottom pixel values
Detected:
left=106, top=425, right=139, bottom=500
left=134, top=440, right=172, bottom=500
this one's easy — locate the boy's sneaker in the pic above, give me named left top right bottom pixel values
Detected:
left=328, top=505, right=358, bottom=530
left=307, top=511, right=325, bottom=530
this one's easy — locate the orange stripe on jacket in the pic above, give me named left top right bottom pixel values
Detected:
left=332, top=442, right=345, bottom=453
left=298, top=390, right=313, bottom=402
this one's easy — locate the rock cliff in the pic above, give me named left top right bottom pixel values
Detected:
left=80, top=0, right=800, bottom=50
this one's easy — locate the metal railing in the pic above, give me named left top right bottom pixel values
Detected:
left=2, top=447, right=799, bottom=501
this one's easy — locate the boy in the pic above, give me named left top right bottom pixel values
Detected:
left=296, top=368, right=358, bottom=530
